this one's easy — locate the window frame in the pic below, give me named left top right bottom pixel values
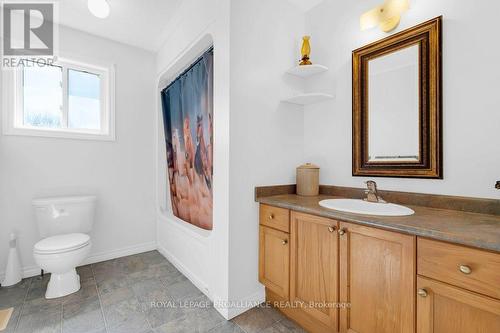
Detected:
left=2, top=57, right=115, bottom=141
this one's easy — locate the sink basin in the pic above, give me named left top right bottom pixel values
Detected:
left=319, top=199, right=414, bottom=216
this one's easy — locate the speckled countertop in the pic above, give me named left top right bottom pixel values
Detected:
left=257, top=194, right=500, bottom=253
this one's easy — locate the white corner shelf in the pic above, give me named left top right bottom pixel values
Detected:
left=286, top=64, right=328, bottom=78
left=282, top=93, right=334, bottom=106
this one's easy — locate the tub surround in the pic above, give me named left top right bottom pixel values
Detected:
left=255, top=185, right=500, bottom=252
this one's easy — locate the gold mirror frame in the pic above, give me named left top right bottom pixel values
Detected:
left=352, top=17, right=442, bottom=179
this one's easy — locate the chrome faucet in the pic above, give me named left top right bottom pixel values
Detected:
left=364, top=181, right=386, bottom=203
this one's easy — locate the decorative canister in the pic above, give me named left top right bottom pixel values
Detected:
left=296, top=163, right=319, bottom=196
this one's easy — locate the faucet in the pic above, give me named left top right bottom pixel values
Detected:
left=364, top=181, right=386, bottom=203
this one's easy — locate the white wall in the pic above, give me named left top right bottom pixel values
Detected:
left=0, top=26, right=157, bottom=279
left=155, top=0, right=306, bottom=319
left=304, top=0, right=500, bottom=199
left=155, top=0, right=233, bottom=318
left=228, top=0, right=305, bottom=305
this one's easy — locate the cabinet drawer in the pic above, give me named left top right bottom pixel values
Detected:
left=259, top=204, right=290, bottom=233
left=418, top=238, right=500, bottom=299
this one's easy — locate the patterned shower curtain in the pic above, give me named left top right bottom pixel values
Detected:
left=161, top=48, right=214, bottom=230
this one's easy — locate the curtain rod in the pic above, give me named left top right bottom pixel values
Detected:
left=162, top=46, right=214, bottom=93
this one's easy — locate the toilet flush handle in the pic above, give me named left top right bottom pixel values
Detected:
left=51, top=205, right=69, bottom=218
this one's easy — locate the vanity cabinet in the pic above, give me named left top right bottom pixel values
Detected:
left=258, top=204, right=291, bottom=299
left=258, top=205, right=416, bottom=333
left=339, top=221, right=416, bottom=333
left=416, top=239, right=500, bottom=333
left=259, top=225, right=290, bottom=299
left=417, top=238, right=500, bottom=299
left=416, top=276, right=500, bottom=333
left=258, top=204, right=500, bottom=333
left=290, top=212, right=339, bottom=330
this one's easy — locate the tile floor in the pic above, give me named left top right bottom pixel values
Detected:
left=0, top=251, right=305, bottom=333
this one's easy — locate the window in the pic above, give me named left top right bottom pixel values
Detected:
left=3, top=58, right=115, bottom=140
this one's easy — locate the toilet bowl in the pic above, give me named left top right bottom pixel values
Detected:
left=33, top=233, right=91, bottom=299
left=32, top=196, right=96, bottom=299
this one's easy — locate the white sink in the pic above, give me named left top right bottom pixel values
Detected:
left=319, top=199, right=414, bottom=216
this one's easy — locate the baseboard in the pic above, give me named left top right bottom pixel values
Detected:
left=2, top=238, right=263, bottom=321
left=21, top=266, right=42, bottom=279
left=228, top=287, right=266, bottom=319
left=211, top=288, right=266, bottom=320
left=0, top=241, right=157, bottom=283
left=156, top=242, right=211, bottom=298
left=0, top=265, right=41, bottom=283
left=82, top=241, right=157, bottom=266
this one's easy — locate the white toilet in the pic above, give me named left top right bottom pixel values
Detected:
left=32, top=196, right=96, bottom=299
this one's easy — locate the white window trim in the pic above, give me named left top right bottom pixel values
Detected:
left=2, top=57, right=116, bottom=141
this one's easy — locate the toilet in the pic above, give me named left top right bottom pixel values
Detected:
left=32, top=196, right=96, bottom=299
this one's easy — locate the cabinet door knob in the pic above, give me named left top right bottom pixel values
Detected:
left=268, top=214, right=274, bottom=220
left=338, top=228, right=346, bottom=236
left=459, top=265, right=472, bottom=275
left=328, top=226, right=335, bottom=233
left=282, top=239, right=288, bottom=245
left=417, top=289, right=428, bottom=297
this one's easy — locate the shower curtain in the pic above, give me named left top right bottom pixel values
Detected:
left=161, top=48, right=214, bottom=230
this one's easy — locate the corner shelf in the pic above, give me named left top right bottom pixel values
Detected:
left=286, top=64, right=328, bottom=78
left=282, top=93, right=334, bottom=106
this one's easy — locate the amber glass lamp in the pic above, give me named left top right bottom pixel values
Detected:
left=299, top=36, right=312, bottom=66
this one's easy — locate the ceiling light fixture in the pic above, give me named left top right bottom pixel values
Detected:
left=88, top=0, right=110, bottom=19
left=360, top=0, right=410, bottom=32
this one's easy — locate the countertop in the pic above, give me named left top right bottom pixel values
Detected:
left=256, top=194, right=500, bottom=253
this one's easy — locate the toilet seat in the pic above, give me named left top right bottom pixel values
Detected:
left=34, top=233, right=90, bottom=255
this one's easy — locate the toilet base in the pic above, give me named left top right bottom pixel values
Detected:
left=45, top=269, right=81, bottom=299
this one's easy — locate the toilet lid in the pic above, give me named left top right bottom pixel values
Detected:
left=34, top=233, right=90, bottom=254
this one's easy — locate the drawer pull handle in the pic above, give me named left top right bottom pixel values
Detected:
left=282, top=239, right=288, bottom=245
left=268, top=214, right=274, bottom=220
left=417, top=289, right=428, bottom=297
left=328, top=226, right=335, bottom=233
left=459, top=265, right=472, bottom=275
left=338, top=228, right=346, bottom=236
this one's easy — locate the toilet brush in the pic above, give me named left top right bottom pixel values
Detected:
left=1, top=233, right=22, bottom=287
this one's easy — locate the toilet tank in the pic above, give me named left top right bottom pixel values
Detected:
left=33, top=196, right=97, bottom=238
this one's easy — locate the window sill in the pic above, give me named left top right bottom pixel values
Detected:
left=3, top=126, right=116, bottom=142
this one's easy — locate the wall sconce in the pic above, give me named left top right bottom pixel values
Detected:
left=360, top=0, right=410, bottom=32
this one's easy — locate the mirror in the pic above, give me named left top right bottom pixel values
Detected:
left=368, top=45, right=419, bottom=162
left=353, top=17, right=442, bottom=178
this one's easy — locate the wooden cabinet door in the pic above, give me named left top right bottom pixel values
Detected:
left=339, top=222, right=415, bottom=333
left=290, top=212, right=339, bottom=330
left=259, top=226, right=290, bottom=299
left=417, top=276, right=500, bottom=333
